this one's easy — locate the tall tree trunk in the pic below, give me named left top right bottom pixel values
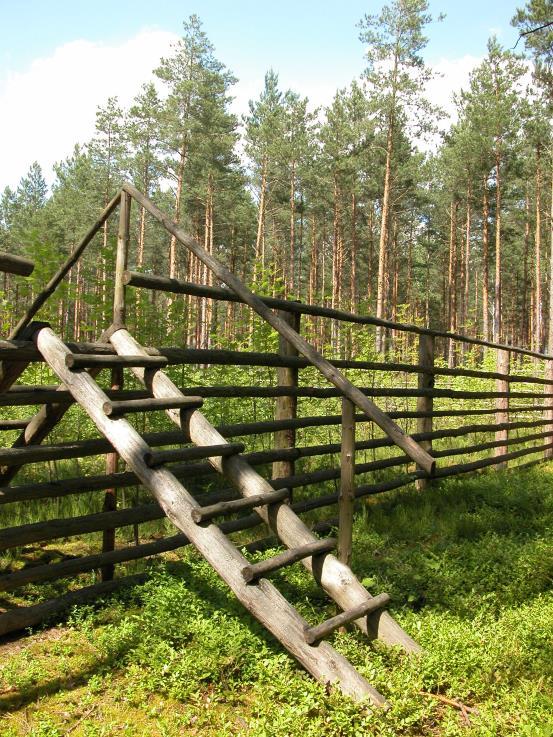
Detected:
left=547, top=145, right=553, bottom=353
left=170, top=140, right=188, bottom=279
left=367, top=202, right=375, bottom=307
left=493, top=152, right=502, bottom=343
left=350, top=191, right=357, bottom=313
left=255, top=157, right=267, bottom=283
left=534, top=143, right=542, bottom=352
left=482, top=178, right=490, bottom=342
left=523, top=184, right=531, bottom=349
left=375, top=121, right=394, bottom=353
left=288, top=160, right=296, bottom=296
left=448, top=201, right=458, bottom=367
left=464, top=184, right=471, bottom=332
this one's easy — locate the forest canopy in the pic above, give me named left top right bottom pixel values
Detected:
left=1, top=1, right=551, bottom=360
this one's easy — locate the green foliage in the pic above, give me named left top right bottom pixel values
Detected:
left=2, top=467, right=552, bottom=735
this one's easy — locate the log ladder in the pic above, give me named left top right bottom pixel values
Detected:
left=34, top=324, right=411, bottom=705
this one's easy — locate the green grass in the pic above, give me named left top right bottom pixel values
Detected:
left=1, top=465, right=552, bottom=736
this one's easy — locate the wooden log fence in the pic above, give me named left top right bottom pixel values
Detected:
left=3, top=185, right=553, bottom=643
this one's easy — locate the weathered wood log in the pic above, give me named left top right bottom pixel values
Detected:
left=0, top=429, right=181, bottom=467
left=0, top=503, right=165, bottom=551
left=2, top=384, right=549, bottom=407
left=0, top=574, right=147, bottom=637
left=416, top=334, right=434, bottom=491
left=37, top=326, right=386, bottom=705
left=66, top=354, right=168, bottom=370
left=273, top=309, right=300, bottom=481
left=242, top=539, right=337, bottom=583
left=0, top=536, right=184, bottom=592
left=0, top=252, right=34, bottom=276
left=4, top=338, right=553, bottom=386
left=145, top=442, right=244, bottom=467
left=191, top=488, right=290, bottom=524
left=103, top=395, right=203, bottom=418
left=338, top=398, right=355, bottom=565
left=110, top=327, right=420, bottom=654
left=495, top=348, right=510, bottom=469
left=431, top=441, right=553, bottom=477
left=304, top=593, right=391, bottom=645
left=119, top=193, right=434, bottom=475
left=0, top=419, right=30, bottom=430
left=432, top=429, right=553, bottom=458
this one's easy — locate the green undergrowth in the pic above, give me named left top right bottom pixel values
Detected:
left=1, top=466, right=552, bottom=736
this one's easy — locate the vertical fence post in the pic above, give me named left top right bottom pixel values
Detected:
left=495, top=348, right=510, bottom=470
left=416, top=334, right=434, bottom=491
left=338, top=397, right=356, bottom=565
left=113, top=191, right=131, bottom=329
left=101, top=193, right=131, bottom=581
left=544, top=359, right=553, bottom=460
left=272, top=309, right=300, bottom=482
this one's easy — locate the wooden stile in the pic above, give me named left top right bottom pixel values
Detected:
left=110, top=327, right=421, bottom=654
left=35, top=325, right=388, bottom=705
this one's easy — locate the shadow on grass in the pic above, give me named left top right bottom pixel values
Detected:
left=349, top=466, right=553, bottom=617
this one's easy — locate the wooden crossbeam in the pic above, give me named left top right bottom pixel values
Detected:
left=242, top=539, right=336, bottom=584
left=304, top=594, right=391, bottom=645
left=191, top=488, right=289, bottom=524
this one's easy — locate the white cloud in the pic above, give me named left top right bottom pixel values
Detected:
left=420, top=54, right=482, bottom=150
left=0, top=29, right=177, bottom=191
left=0, top=30, right=489, bottom=192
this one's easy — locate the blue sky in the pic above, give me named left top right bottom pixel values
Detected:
left=0, top=0, right=525, bottom=191
left=1, top=0, right=522, bottom=73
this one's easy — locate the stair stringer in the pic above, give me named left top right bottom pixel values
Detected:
left=110, top=327, right=421, bottom=654
left=35, top=325, right=386, bottom=706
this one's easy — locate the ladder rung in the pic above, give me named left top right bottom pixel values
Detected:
left=304, top=593, right=391, bottom=645
left=242, top=537, right=336, bottom=584
left=65, top=354, right=168, bottom=370
left=191, top=488, right=290, bottom=524
left=145, top=442, right=245, bottom=468
left=0, top=419, right=30, bottom=430
left=103, top=396, right=203, bottom=418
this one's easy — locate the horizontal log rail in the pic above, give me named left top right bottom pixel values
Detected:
left=2, top=384, right=551, bottom=407
left=0, top=252, right=34, bottom=277
left=2, top=417, right=551, bottom=505
left=0, top=503, right=165, bottom=551
left=0, top=574, right=148, bottom=637
left=3, top=339, right=553, bottom=386
left=122, top=263, right=553, bottom=362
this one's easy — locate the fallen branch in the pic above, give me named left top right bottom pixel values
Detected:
left=419, top=690, right=479, bottom=715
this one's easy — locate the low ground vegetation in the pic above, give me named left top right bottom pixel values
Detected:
left=1, top=467, right=552, bottom=736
